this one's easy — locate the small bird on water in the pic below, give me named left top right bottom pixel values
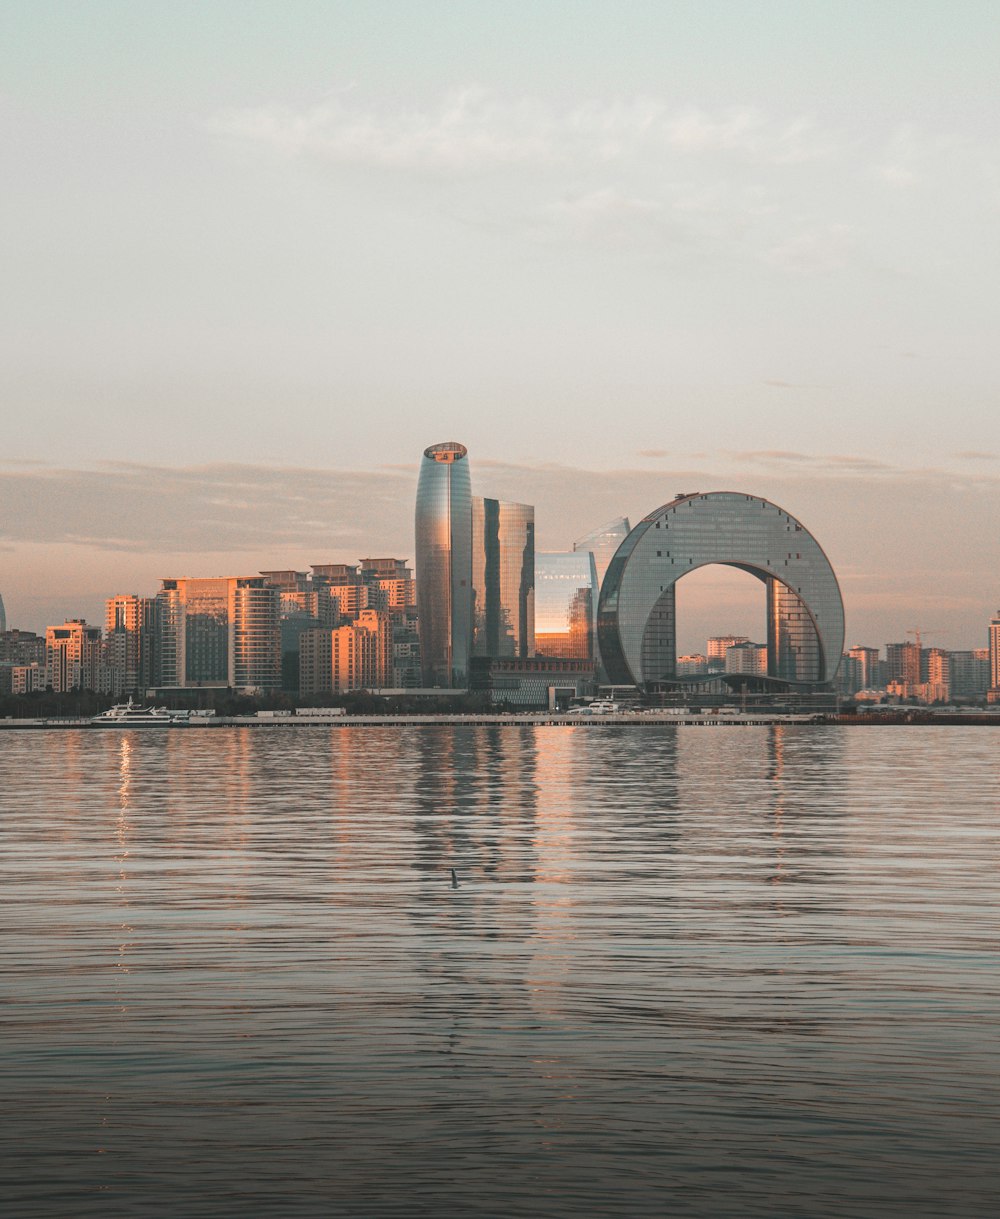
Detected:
left=450, top=868, right=459, bottom=889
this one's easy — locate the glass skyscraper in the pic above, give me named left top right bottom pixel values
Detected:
left=534, top=552, right=598, bottom=659
left=471, top=496, right=535, bottom=659
left=415, top=442, right=473, bottom=687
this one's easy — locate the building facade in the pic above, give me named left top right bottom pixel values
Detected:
left=573, top=518, right=631, bottom=592
left=534, top=552, right=598, bottom=659
left=299, top=610, right=393, bottom=696
left=848, top=645, right=882, bottom=691
left=105, top=595, right=158, bottom=697
left=45, top=620, right=104, bottom=693
left=156, top=577, right=280, bottom=691
left=597, top=492, right=844, bottom=690
left=706, top=636, right=750, bottom=668
left=885, top=642, right=921, bottom=687
left=469, top=656, right=595, bottom=708
left=471, top=496, right=534, bottom=660
left=990, top=611, right=1000, bottom=696
left=724, top=642, right=768, bottom=675
left=415, top=441, right=473, bottom=687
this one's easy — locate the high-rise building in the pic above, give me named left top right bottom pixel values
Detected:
left=534, top=552, right=597, bottom=659
left=885, top=642, right=921, bottom=687
left=0, top=592, right=6, bottom=634
left=415, top=442, right=472, bottom=687
left=848, top=645, right=882, bottom=690
left=156, top=577, right=280, bottom=691
left=471, top=497, right=534, bottom=659
left=230, top=578, right=281, bottom=691
left=105, top=595, right=158, bottom=697
left=362, top=562, right=416, bottom=613
left=990, top=611, right=1000, bottom=693
left=949, top=649, right=990, bottom=700
left=45, top=620, right=104, bottom=693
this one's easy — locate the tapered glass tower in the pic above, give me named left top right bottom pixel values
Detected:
left=415, top=442, right=473, bottom=687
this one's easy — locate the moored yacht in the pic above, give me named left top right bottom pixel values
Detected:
left=92, top=698, right=188, bottom=726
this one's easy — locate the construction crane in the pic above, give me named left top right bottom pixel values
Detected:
left=906, top=629, right=942, bottom=652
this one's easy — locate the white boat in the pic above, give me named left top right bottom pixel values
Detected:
left=92, top=698, right=187, bottom=726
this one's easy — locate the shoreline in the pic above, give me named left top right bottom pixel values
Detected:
left=2, top=711, right=999, bottom=730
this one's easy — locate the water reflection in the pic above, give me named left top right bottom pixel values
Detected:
left=0, top=725, right=997, bottom=1218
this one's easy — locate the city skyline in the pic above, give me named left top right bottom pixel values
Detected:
left=2, top=2, right=998, bottom=651
left=1, top=448, right=996, bottom=652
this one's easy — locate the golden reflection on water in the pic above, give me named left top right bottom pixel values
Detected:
left=1, top=725, right=998, bottom=1218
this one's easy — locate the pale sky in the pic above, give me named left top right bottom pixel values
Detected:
left=1, top=2, right=998, bottom=650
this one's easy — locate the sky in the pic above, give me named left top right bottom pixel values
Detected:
left=1, top=1, right=998, bottom=650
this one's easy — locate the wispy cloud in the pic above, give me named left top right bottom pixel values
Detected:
left=209, top=89, right=832, bottom=173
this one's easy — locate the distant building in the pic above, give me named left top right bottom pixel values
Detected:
left=0, top=629, right=46, bottom=668
left=724, top=642, right=768, bottom=675
left=848, top=645, right=882, bottom=691
left=706, top=636, right=750, bottom=668
left=471, top=497, right=534, bottom=660
left=156, top=577, right=280, bottom=691
left=0, top=591, right=5, bottom=634
left=676, top=653, right=708, bottom=677
left=950, top=649, right=990, bottom=700
left=990, top=611, right=1000, bottom=699
left=45, top=620, right=104, bottom=693
left=885, top=642, right=921, bottom=687
left=534, top=552, right=597, bottom=660
left=925, top=648, right=950, bottom=700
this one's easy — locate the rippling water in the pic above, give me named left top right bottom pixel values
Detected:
left=2, top=725, right=998, bottom=1217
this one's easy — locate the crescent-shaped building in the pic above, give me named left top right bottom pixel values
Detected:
left=597, top=492, right=844, bottom=690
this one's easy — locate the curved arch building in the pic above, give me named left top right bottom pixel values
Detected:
left=415, top=442, right=473, bottom=687
left=597, top=492, right=844, bottom=690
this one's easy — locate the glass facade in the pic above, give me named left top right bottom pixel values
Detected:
left=471, top=497, right=535, bottom=659
left=230, top=577, right=280, bottom=691
left=182, top=579, right=229, bottom=684
left=534, top=552, right=598, bottom=659
left=414, top=442, right=472, bottom=687
left=598, top=492, right=845, bottom=689
left=156, top=577, right=280, bottom=689
left=573, top=517, right=631, bottom=592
